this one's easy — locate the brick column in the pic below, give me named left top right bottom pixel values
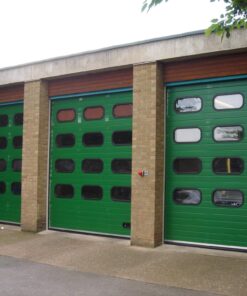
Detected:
left=131, top=62, right=165, bottom=247
left=21, top=80, right=49, bottom=232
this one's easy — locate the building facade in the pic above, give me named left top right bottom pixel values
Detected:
left=0, top=30, right=247, bottom=250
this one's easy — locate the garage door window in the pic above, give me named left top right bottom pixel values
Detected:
left=214, top=94, right=243, bottom=110
left=111, top=186, right=131, bottom=202
left=213, top=190, right=243, bottom=207
left=84, top=106, right=104, bottom=120
left=83, top=132, right=104, bottom=146
left=14, top=113, right=23, bottom=125
left=175, top=97, right=202, bottom=113
left=0, top=115, right=8, bottom=127
left=56, top=134, right=75, bottom=147
left=213, top=158, right=243, bottom=174
left=55, top=184, right=74, bottom=198
left=173, top=158, right=201, bottom=174
left=81, top=185, right=103, bottom=200
left=12, top=159, right=22, bottom=172
left=173, top=189, right=201, bottom=205
left=214, top=126, right=243, bottom=142
left=0, top=159, right=7, bottom=171
left=55, top=159, right=75, bottom=173
left=112, top=159, right=131, bottom=174
left=0, top=137, right=7, bottom=149
left=0, top=182, right=6, bottom=194
left=82, top=159, right=103, bottom=173
left=113, top=104, right=132, bottom=118
left=57, top=109, right=75, bottom=122
left=11, top=182, right=21, bottom=195
left=13, top=136, right=22, bottom=149
left=175, top=128, right=201, bottom=143
left=112, top=131, right=132, bottom=145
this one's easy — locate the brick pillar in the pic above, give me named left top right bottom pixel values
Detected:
left=131, top=62, right=165, bottom=248
left=21, top=80, right=49, bottom=232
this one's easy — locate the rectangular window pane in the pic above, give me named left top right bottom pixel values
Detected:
left=83, top=106, right=104, bottom=120
left=175, top=128, right=201, bottom=143
left=112, top=131, right=132, bottom=145
left=214, top=94, right=243, bottom=110
left=56, top=134, right=75, bottom=147
left=113, top=104, right=132, bottom=118
left=57, top=109, right=75, bottom=122
left=175, top=97, right=201, bottom=113
left=214, top=126, right=243, bottom=142
left=82, top=133, right=104, bottom=146
left=173, top=158, right=201, bottom=174
left=81, top=186, right=103, bottom=200
left=55, top=184, right=74, bottom=198
left=111, top=159, right=131, bottom=174
left=111, top=186, right=131, bottom=202
left=82, top=159, right=103, bottom=173
left=174, top=189, right=201, bottom=205
left=213, top=190, right=243, bottom=207
left=213, top=158, right=243, bottom=174
left=55, top=159, right=75, bottom=173
left=0, top=115, right=8, bottom=127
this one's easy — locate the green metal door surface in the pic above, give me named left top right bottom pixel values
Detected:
left=0, top=103, right=23, bottom=223
left=49, top=91, right=132, bottom=236
left=165, top=79, right=247, bottom=248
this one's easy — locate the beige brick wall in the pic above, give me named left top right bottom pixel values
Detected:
left=131, top=62, right=165, bottom=247
left=21, top=80, right=49, bottom=232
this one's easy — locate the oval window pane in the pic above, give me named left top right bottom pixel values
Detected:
left=0, top=159, right=7, bottom=171
left=213, top=190, right=243, bottom=207
left=14, top=113, right=23, bottom=125
left=81, top=185, right=103, bottom=200
left=175, top=97, right=201, bottom=113
left=82, top=159, right=103, bottom=173
left=57, top=109, right=75, bottom=122
left=174, top=189, right=201, bottom=205
left=0, top=182, right=6, bottom=194
left=0, top=115, right=8, bottom=127
left=0, top=137, right=7, bottom=149
left=111, top=186, right=131, bottom=202
left=214, top=126, right=243, bottom=142
left=12, top=159, right=22, bottom=172
left=55, top=159, right=75, bottom=173
left=173, top=158, right=201, bottom=174
left=214, top=94, right=243, bottom=110
left=82, top=132, right=104, bottom=147
left=111, top=159, right=132, bottom=174
left=113, top=104, right=133, bottom=118
left=112, top=131, right=132, bottom=145
left=213, top=158, right=243, bottom=174
left=55, top=184, right=74, bottom=198
left=84, top=106, right=104, bottom=120
left=56, top=134, right=75, bottom=147
left=175, top=128, right=201, bottom=143
left=11, top=182, right=21, bottom=195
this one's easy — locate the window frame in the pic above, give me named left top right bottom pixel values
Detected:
left=213, top=92, right=244, bottom=111
left=173, top=188, right=202, bottom=206
left=174, top=96, right=202, bottom=114
left=212, top=189, right=244, bottom=208
left=83, top=106, right=104, bottom=121
left=212, top=157, right=244, bottom=175
left=213, top=125, right=244, bottom=143
left=174, top=127, right=202, bottom=144
left=112, top=103, right=133, bottom=119
left=56, top=108, right=76, bottom=123
left=173, top=157, right=202, bottom=174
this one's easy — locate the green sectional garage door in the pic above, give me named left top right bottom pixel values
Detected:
left=165, top=79, right=247, bottom=249
left=49, top=91, right=132, bottom=236
left=0, top=103, right=23, bottom=224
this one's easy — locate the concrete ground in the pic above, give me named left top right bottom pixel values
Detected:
left=0, top=224, right=247, bottom=296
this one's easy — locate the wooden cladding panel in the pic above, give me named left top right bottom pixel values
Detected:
left=164, top=52, right=247, bottom=83
left=0, top=84, right=24, bottom=103
left=48, top=68, right=133, bottom=97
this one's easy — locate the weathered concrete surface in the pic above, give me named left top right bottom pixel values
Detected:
left=0, top=225, right=247, bottom=296
left=0, top=30, right=246, bottom=85
left=0, top=256, right=219, bottom=296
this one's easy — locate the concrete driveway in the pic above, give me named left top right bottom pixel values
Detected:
left=0, top=224, right=247, bottom=296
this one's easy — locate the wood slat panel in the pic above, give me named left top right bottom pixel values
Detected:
left=0, top=84, right=24, bottom=103
left=48, top=68, right=133, bottom=97
left=164, top=52, right=247, bottom=83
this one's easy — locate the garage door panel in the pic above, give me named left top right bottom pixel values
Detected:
left=49, top=91, right=132, bottom=236
left=165, top=79, right=247, bottom=248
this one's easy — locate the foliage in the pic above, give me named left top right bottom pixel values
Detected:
left=142, top=0, right=247, bottom=39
